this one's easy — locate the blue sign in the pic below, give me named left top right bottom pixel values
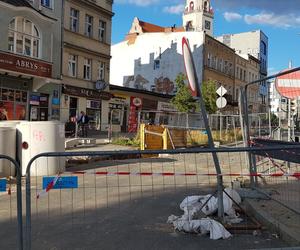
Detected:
left=43, top=176, right=78, bottom=189
left=0, top=179, right=7, bottom=192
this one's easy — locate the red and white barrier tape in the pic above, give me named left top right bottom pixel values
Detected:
left=37, top=173, right=61, bottom=199
left=71, top=171, right=300, bottom=178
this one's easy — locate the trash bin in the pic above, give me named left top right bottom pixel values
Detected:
left=0, top=127, right=16, bottom=177
left=17, top=121, right=65, bottom=176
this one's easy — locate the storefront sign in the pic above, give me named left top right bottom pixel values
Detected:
left=157, top=102, right=177, bottom=112
left=128, top=96, right=141, bottom=132
left=29, top=94, right=40, bottom=105
left=132, top=97, right=142, bottom=107
left=62, top=85, right=113, bottom=100
left=0, top=51, right=52, bottom=78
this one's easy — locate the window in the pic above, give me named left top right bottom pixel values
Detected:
left=99, top=20, right=106, bottom=42
left=189, top=1, right=194, bottom=11
left=218, top=58, right=223, bottom=72
left=224, top=61, right=228, bottom=74
left=8, top=17, right=40, bottom=58
left=154, top=60, right=160, bottom=70
left=207, top=53, right=211, bottom=67
left=205, top=20, right=211, bottom=30
left=85, top=15, right=93, bottom=37
left=68, top=54, right=77, bottom=77
left=261, top=41, right=267, bottom=55
left=41, top=0, right=53, bottom=9
left=83, top=58, right=92, bottom=80
left=98, top=61, right=105, bottom=80
left=70, top=8, right=79, bottom=32
left=243, top=70, right=246, bottom=81
left=236, top=67, right=239, bottom=78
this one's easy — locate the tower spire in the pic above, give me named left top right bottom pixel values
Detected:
left=182, top=0, right=214, bottom=36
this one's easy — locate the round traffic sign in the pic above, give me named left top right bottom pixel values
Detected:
left=216, top=97, right=227, bottom=109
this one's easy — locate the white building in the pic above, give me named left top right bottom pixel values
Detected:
left=110, top=0, right=213, bottom=94
left=111, top=31, right=204, bottom=94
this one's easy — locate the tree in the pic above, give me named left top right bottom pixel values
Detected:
left=171, top=73, right=197, bottom=113
left=201, top=80, right=217, bottom=114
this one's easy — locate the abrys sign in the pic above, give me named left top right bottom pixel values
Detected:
left=0, top=51, right=52, bottom=78
left=275, top=70, right=300, bottom=99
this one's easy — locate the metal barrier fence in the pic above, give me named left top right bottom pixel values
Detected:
left=20, top=146, right=300, bottom=249
left=0, top=155, right=23, bottom=250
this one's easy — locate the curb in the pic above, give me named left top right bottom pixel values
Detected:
left=245, top=199, right=300, bottom=247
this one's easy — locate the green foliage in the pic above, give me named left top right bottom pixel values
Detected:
left=171, top=73, right=197, bottom=113
left=201, top=80, right=217, bottom=114
left=270, top=113, right=279, bottom=127
left=112, top=136, right=140, bottom=147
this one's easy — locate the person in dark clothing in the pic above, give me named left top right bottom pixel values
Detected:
left=77, top=111, right=89, bottom=137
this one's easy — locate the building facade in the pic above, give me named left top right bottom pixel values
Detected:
left=60, top=0, right=114, bottom=131
left=203, top=35, right=236, bottom=113
left=0, top=0, right=62, bottom=121
left=216, top=30, right=269, bottom=110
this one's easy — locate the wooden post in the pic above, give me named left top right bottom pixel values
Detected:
left=140, top=123, right=145, bottom=150
left=163, top=128, right=168, bottom=150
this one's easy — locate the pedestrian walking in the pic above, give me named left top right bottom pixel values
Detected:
left=77, top=111, right=89, bottom=137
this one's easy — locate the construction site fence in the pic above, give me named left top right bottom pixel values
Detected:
left=0, top=145, right=300, bottom=249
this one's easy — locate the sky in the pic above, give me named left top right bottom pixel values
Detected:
left=112, top=0, right=300, bottom=75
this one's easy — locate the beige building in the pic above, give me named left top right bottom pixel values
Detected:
left=60, top=0, right=114, bottom=131
left=203, top=34, right=262, bottom=114
left=235, top=54, right=261, bottom=113
left=203, top=35, right=237, bottom=113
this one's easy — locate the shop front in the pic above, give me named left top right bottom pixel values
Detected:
left=61, top=84, right=113, bottom=131
left=0, top=51, right=53, bottom=121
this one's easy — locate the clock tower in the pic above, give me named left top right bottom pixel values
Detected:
left=182, top=0, right=214, bottom=36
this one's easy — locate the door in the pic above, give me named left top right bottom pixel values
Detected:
left=69, top=97, right=78, bottom=118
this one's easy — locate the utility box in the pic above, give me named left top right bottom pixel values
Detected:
left=0, top=127, right=16, bottom=177
left=17, top=121, right=65, bottom=176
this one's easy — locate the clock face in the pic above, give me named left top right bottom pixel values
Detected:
left=205, top=20, right=211, bottom=30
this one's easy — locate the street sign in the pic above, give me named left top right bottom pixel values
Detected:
left=0, top=179, right=6, bottom=192
left=216, top=97, right=227, bottom=109
left=43, top=176, right=78, bottom=189
left=182, top=37, right=199, bottom=97
left=216, top=86, right=227, bottom=97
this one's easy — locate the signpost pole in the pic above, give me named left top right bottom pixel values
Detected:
left=182, top=37, right=224, bottom=219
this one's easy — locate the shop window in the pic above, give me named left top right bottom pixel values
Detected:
left=68, top=54, right=77, bottom=77
left=8, top=17, right=40, bottom=58
left=70, top=8, right=79, bottom=32
left=83, top=58, right=92, bottom=80
left=98, top=61, right=105, bottom=80
left=85, top=14, right=93, bottom=38
left=99, top=20, right=106, bottom=42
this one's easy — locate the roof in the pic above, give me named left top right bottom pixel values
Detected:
left=110, top=84, right=174, bottom=99
left=139, top=20, right=165, bottom=33
left=0, top=0, right=57, bottom=20
left=0, top=0, right=33, bottom=8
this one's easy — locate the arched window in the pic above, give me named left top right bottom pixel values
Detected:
left=189, top=1, right=194, bottom=11
left=8, top=17, right=40, bottom=58
left=204, top=1, right=209, bottom=12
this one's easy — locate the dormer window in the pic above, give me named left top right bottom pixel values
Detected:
left=8, top=17, right=40, bottom=58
